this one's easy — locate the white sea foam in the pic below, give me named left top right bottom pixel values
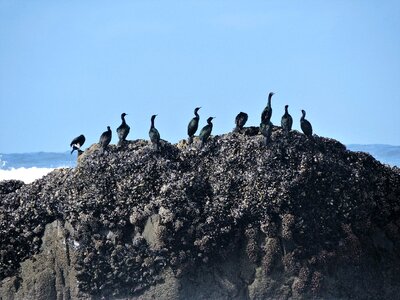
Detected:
left=0, top=167, right=58, bottom=184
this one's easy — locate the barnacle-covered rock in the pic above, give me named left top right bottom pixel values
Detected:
left=0, top=180, right=24, bottom=195
left=1, top=128, right=400, bottom=299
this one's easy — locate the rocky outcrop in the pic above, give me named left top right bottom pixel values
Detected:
left=0, top=180, right=24, bottom=195
left=0, top=220, right=81, bottom=300
left=1, top=128, right=400, bottom=299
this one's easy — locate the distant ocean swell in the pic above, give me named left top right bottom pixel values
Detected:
left=0, top=152, right=77, bottom=184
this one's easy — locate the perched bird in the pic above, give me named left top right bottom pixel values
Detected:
left=70, top=134, right=85, bottom=154
left=116, top=113, right=130, bottom=146
left=149, top=114, right=161, bottom=150
left=199, top=117, right=214, bottom=147
left=300, top=109, right=313, bottom=137
left=281, top=105, right=293, bottom=135
left=99, top=126, right=112, bottom=153
left=234, top=112, right=248, bottom=132
left=260, top=121, right=273, bottom=145
left=187, top=107, right=201, bottom=144
left=261, top=92, right=275, bottom=123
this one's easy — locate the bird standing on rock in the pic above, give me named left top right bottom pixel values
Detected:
left=70, top=134, right=85, bottom=154
left=300, top=109, right=313, bottom=137
left=187, top=107, right=201, bottom=144
left=199, top=117, right=214, bottom=147
left=281, top=105, right=293, bottom=135
left=149, top=114, right=161, bottom=150
left=234, top=112, right=248, bottom=133
left=261, top=92, right=274, bottom=123
left=260, top=121, right=273, bottom=145
left=99, top=126, right=112, bottom=153
left=116, top=113, right=130, bottom=146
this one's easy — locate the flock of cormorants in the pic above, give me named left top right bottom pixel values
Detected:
left=70, top=93, right=313, bottom=154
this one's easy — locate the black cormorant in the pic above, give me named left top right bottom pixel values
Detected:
left=281, top=105, right=293, bottom=135
left=99, top=126, right=112, bottom=153
left=199, top=117, right=214, bottom=147
left=70, top=134, right=85, bottom=154
left=300, top=110, right=313, bottom=137
left=187, top=107, right=201, bottom=144
left=260, top=121, right=273, bottom=145
left=116, top=113, right=130, bottom=146
left=149, top=114, right=161, bottom=150
left=234, top=112, right=248, bottom=132
left=261, top=92, right=274, bottom=123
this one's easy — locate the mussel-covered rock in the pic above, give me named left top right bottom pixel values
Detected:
left=1, top=128, right=400, bottom=299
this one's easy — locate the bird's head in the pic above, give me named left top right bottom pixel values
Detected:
left=207, top=117, right=215, bottom=123
left=285, top=105, right=289, bottom=109
left=151, top=114, right=157, bottom=121
left=121, top=113, right=127, bottom=118
left=107, top=126, right=111, bottom=130
left=195, top=107, right=201, bottom=113
left=269, top=92, right=275, bottom=98
left=301, top=110, right=306, bottom=116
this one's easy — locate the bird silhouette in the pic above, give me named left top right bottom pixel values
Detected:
left=281, top=105, right=293, bottom=135
left=199, top=117, right=214, bottom=147
left=99, top=126, right=112, bottom=153
left=234, top=112, right=248, bottom=133
left=149, top=114, right=161, bottom=150
left=187, top=107, right=201, bottom=144
left=300, top=110, right=313, bottom=137
left=70, top=134, right=85, bottom=154
left=116, top=113, right=130, bottom=146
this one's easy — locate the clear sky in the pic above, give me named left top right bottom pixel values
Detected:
left=1, top=1, right=399, bottom=153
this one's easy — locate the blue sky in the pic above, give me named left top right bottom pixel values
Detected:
left=1, top=1, right=399, bottom=153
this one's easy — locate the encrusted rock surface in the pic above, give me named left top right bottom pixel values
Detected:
left=0, top=180, right=24, bottom=195
left=1, top=128, right=400, bottom=299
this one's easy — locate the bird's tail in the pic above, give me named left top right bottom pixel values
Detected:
left=233, top=126, right=240, bottom=133
left=188, top=136, right=193, bottom=144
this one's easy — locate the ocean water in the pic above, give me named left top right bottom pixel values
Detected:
left=0, top=152, right=77, bottom=184
left=0, top=145, right=399, bottom=184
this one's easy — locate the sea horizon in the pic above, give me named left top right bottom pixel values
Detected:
left=1, top=143, right=399, bottom=184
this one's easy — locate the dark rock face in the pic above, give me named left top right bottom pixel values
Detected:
left=0, top=180, right=24, bottom=195
left=1, top=128, right=400, bottom=299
